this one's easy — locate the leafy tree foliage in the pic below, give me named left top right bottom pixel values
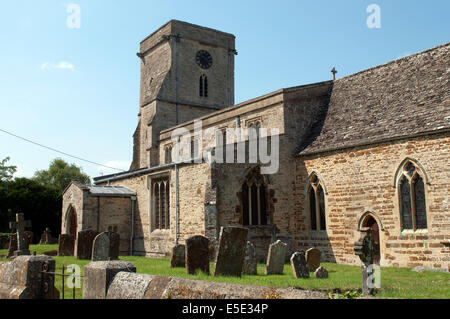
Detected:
left=0, top=178, right=61, bottom=242
left=0, top=157, right=17, bottom=181
left=33, top=158, right=91, bottom=193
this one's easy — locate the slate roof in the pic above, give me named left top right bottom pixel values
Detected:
left=87, top=185, right=136, bottom=197
left=297, top=42, right=450, bottom=156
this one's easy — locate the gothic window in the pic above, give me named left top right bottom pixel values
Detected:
left=308, top=173, right=326, bottom=231
left=398, top=160, right=427, bottom=231
left=199, top=75, right=208, bottom=97
left=152, top=177, right=170, bottom=230
left=241, top=167, right=268, bottom=226
left=191, top=138, right=199, bottom=159
left=164, top=145, right=172, bottom=164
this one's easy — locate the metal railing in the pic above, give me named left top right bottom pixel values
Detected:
left=41, top=263, right=83, bottom=299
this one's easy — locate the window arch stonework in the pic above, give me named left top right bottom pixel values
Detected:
left=236, top=166, right=274, bottom=226
left=396, top=159, right=428, bottom=232
left=307, top=172, right=327, bottom=231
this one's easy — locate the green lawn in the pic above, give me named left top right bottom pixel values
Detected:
left=1, top=244, right=449, bottom=299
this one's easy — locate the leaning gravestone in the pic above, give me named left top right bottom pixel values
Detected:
left=75, top=229, right=99, bottom=260
left=58, top=234, right=75, bottom=256
left=265, top=240, right=287, bottom=275
left=170, top=244, right=186, bottom=268
left=39, top=227, right=58, bottom=245
left=290, top=251, right=310, bottom=278
left=314, top=266, right=328, bottom=278
left=242, top=241, right=257, bottom=275
left=213, top=227, right=248, bottom=277
left=186, top=235, right=210, bottom=275
left=92, top=231, right=120, bottom=261
left=306, top=248, right=321, bottom=272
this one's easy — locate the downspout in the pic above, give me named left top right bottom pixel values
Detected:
left=130, top=195, right=137, bottom=256
left=175, top=163, right=180, bottom=245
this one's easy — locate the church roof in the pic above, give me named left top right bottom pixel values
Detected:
left=87, top=185, right=136, bottom=197
left=297, top=42, right=450, bottom=156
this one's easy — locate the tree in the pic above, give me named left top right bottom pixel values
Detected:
left=33, top=158, right=91, bottom=193
left=0, top=157, right=17, bottom=181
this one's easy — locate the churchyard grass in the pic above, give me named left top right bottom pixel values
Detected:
left=1, top=244, right=448, bottom=299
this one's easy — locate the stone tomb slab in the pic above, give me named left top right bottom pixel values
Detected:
left=75, top=230, right=99, bottom=260
left=306, top=248, right=321, bottom=272
left=170, top=244, right=186, bottom=268
left=92, top=231, right=120, bottom=261
left=290, top=251, right=310, bottom=279
left=265, top=240, right=287, bottom=275
left=213, top=227, right=248, bottom=277
left=186, top=235, right=210, bottom=275
left=242, top=241, right=257, bottom=275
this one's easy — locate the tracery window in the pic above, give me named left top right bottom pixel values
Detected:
left=398, top=160, right=427, bottom=231
left=308, top=173, right=326, bottom=231
left=152, top=177, right=170, bottom=230
left=241, top=167, right=268, bottom=226
left=164, top=145, right=172, bottom=164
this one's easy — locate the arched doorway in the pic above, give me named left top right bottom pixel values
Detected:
left=66, top=206, right=78, bottom=239
left=360, top=214, right=381, bottom=265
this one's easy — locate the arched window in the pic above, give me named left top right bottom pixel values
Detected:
left=164, top=145, right=172, bottom=164
left=241, top=167, right=268, bottom=226
left=199, top=75, right=208, bottom=97
left=308, top=173, right=326, bottom=231
left=152, top=177, right=170, bottom=230
left=398, top=160, right=427, bottom=230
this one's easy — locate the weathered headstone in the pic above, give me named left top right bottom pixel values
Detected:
left=92, top=231, right=120, bottom=261
left=75, top=229, right=99, bottom=260
left=290, top=251, right=310, bottom=278
left=306, top=248, right=321, bottom=272
left=242, top=241, right=257, bottom=275
left=265, top=240, right=287, bottom=275
left=170, top=244, right=186, bottom=268
left=7, top=231, right=33, bottom=258
left=354, top=228, right=379, bottom=295
left=8, top=213, right=32, bottom=256
left=314, top=266, right=328, bottom=279
left=58, top=234, right=75, bottom=256
left=213, top=227, right=248, bottom=277
left=39, top=228, right=58, bottom=245
left=186, top=235, right=210, bottom=275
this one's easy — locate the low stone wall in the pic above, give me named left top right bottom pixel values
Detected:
left=0, top=255, right=59, bottom=299
left=83, top=260, right=327, bottom=299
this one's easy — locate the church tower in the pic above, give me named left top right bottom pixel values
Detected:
left=130, top=20, right=236, bottom=170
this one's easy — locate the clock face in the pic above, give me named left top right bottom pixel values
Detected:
left=196, top=50, right=213, bottom=69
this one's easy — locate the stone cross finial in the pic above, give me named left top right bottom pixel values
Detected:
left=331, top=67, right=338, bottom=80
left=9, top=213, right=32, bottom=256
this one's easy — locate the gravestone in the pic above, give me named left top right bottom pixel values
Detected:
left=265, top=240, right=287, bottom=275
left=305, top=248, right=321, bottom=272
left=170, top=244, right=186, bottom=268
left=92, top=231, right=120, bottom=261
left=58, top=234, right=75, bottom=256
left=290, top=251, right=309, bottom=278
left=75, top=229, right=99, bottom=260
left=213, top=227, right=248, bottom=277
left=8, top=213, right=32, bottom=256
left=242, top=241, right=257, bottom=275
left=39, top=228, right=58, bottom=245
left=186, top=235, right=210, bottom=275
left=314, top=266, right=328, bottom=279
left=354, top=228, right=379, bottom=295
left=7, top=231, right=33, bottom=258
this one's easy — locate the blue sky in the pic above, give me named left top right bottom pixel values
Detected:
left=0, top=0, right=449, bottom=180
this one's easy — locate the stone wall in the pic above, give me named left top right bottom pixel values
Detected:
left=294, top=132, right=450, bottom=269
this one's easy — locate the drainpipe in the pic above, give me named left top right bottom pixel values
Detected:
left=130, top=196, right=137, bottom=256
left=175, top=163, right=180, bottom=245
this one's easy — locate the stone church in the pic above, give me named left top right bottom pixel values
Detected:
left=61, top=20, right=449, bottom=269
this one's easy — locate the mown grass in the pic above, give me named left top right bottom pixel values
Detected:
left=1, top=244, right=449, bottom=299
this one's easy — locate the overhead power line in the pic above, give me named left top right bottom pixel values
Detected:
left=0, top=128, right=125, bottom=172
